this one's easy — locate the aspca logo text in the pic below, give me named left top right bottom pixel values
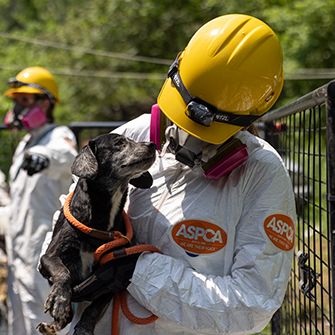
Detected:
left=171, top=220, right=227, bottom=255
left=264, top=214, right=295, bottom=251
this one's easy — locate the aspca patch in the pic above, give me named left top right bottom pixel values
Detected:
left=264, top=214, right=295, bottom=251
left=171, top=220, right=227, bottom=256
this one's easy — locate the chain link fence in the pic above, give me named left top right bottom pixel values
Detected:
left=261, top=80, right=335, bottom=334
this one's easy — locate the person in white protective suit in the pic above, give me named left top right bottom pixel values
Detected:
left=45, top=14, right=296, bottom=335
left=0, top=170, right=10, bottom=207
left=3, top=66, right=78, bottom=335
left=0, top=169, right=10, bottom=234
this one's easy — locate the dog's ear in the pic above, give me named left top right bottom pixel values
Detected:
left=129, top=171, right=153, bottom=189
left=71, top=143, right=98, bottom=179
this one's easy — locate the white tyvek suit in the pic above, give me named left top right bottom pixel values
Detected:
left=67, top=113, right=296, bottom=335
left=6, top=124, right=77, bottom=335
left=0, top=169, right=10, bottom=207
left=0, top=169, right=10, bottom=235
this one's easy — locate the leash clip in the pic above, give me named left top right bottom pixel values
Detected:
left=297, top=250, right=320, bottom=301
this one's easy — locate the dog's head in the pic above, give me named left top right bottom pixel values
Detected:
left=71, top=133, right=156, bottom=189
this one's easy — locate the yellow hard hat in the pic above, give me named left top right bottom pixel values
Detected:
left=4, top=66, right=59, bottom=102
left=157, top=14, right=284, bottom=144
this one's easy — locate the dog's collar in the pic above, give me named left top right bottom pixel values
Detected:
left=64, top=191, right=133, bottom=242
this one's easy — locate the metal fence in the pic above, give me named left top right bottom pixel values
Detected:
left=261, top=80, right=335, bottom=334
left=1, top=82, right=335, bottom=334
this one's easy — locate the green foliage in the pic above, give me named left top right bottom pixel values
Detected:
left=0, top=0, right=333, bottom=124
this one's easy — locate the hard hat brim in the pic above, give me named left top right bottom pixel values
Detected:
left=4, top=87, right=60, bottom=102
left=157, top=78, right=242, bottom=145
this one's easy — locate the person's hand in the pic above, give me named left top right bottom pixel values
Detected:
left=21, top=152, right=50, bottom=176
left=71, top=252, right=140, bottom=302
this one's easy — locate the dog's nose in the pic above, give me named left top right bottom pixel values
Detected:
left=148, top=142, right=156, bottom=150
left=146, top=142, right=157, bottom=152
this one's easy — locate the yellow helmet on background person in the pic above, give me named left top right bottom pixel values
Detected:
left=157, top=14, right=284, bottom=145
left=4, top=66, right=59, bottom=103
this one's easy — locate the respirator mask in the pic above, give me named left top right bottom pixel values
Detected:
left=150, top=104, right=249, bottom=180
left=4, top=102, right=48, bottom=130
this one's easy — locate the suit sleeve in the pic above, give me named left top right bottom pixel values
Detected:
left=127, top=154, right=296, bottom=334
left=112, top=114, right=151, bottom=142
left=26, top=126, right=78, bottom=179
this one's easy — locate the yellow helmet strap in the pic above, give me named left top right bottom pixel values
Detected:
left=7, top=78, right=56, bottom=102
left=168, top=56, right=259, bottom=127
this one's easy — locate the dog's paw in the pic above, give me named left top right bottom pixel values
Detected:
left=36, top=322, right=58, bottom=335
left=45, top=283, right=73, bottom=328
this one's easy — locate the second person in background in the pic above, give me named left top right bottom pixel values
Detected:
left=3, top=66, right=78, bottom=335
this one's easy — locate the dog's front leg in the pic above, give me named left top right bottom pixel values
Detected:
left=73, top=294, right=112, bottom=335
left=38, top=254, right=74, bottom=331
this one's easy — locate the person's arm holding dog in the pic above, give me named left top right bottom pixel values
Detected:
left=125, top=155, right=295, bottom=334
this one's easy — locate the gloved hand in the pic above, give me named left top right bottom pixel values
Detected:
left=72, top=252, right=140, bottom=302
left=21, top=152, right=50, bottom=176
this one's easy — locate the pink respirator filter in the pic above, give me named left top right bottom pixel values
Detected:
left=150, top=103, right=161, bottom=150
left=20, top=106, right=48, bottom=130
left=204, top=144, right=248, bottom=179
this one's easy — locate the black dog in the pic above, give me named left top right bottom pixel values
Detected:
left=37, top=133, right=156, bottom=335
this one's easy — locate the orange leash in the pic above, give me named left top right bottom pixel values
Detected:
left=64, top=191, right=134, bottom=256
left=109, top=244, right=160, bottom=335
left=120, top=291, right=158, bottom=324
left=99, top=244, right=160, bottom=265
left=112, top=295, right=121, bottom=335
left=64, top=191, right=133, bottom=242
left=94, top=214, right=133, bottom=263
left=112, top=291, right=158, bottom=335
left=63, top=191, right=159, bottom=335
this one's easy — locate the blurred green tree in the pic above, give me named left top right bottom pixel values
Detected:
left=0, top=0, right=333, bottom=123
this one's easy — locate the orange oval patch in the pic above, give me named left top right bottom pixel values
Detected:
left=264, top=214, right=295, bottom=251
left=171, top=220, right=227, bottom=255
